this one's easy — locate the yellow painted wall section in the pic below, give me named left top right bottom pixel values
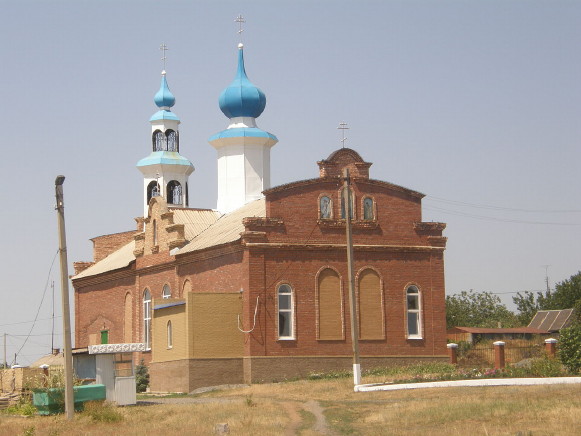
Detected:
left=190, top=293, right=244, bottom=358
left=152, top=299, right=187, bottom=362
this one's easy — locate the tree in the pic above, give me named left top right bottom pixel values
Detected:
left=446, top=290, right=518, bottom=329
left=135, top=360, right=149, bottom=393
left=513, top=271, right=581, bottom=325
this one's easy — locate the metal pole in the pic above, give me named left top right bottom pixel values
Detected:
left=343, top=168, right=361, bottom=387
left=55, top=175, right=75, bottom=420
left=3, top=333, right=6, bottom=368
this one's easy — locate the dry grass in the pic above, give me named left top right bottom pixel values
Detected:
left=1, top=381, right=581, bottom=435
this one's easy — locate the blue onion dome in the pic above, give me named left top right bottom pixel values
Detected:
left=154, top=71, right=176, bottom=109
left=219, top=44, right=266, bottom=119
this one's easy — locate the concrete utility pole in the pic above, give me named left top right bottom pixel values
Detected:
left=343, top=168, right=361, bottom=388
left=3, top=333, right=6, bottom=369
left=55, top=176, right=75, bottom=420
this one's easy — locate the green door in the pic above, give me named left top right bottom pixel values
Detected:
left=100, top=330, right=109, bottom=344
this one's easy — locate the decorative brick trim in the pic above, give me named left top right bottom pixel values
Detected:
left=413, top=222, right=446, bottom=231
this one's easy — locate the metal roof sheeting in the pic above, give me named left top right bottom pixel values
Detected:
left=178, top=198, right=265, bottom=254
left=74, top=200, right=265, bottom=279
left=528, top=309, right=574, bottom=332
left=171, top=208, right=221, bottom=240
left=74, top=240, right=136, bottom=279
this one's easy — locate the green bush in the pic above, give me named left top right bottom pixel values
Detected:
left=5, top=402, right=37, bottom=416
left=135, top=360, right=149, bottom=393
left=529, top=356, right=564, bottom=377
left=559, top=324, right=581, bottom=373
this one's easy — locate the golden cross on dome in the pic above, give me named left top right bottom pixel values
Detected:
left=160, top=43, right=169, bottom=71
left=338, top=122, right=350, bottom=148
left=235, top=15, right=246, bottom=41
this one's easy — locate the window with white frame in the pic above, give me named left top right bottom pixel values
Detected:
left=406, top=285, right=422, bottom=339
left=277, top=284, right=294, bottom=339
left=167, top=321, right=173, bottom=349
left=162, top=284, right=171, bottom=299
left=143, top=289, right=152, bottom=350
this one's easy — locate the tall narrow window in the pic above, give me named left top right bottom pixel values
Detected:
left=317, top=268, right=344, bottom=340
left=152, top=219, right=157, bottom=246
left=277, top=284, right=294, bottom=339
left=363, top=197, right=374, bottom=220
left=153, top=130, right=166, bottom=151
left=167, top=321, right=173, bottom=349
left=143, top=289, right=152, bottom=350
left=162, top=284, right=171, bottom=299
left=319, top=196, right=332, bottom=219
left=124, top=293, right=133, bottom=343
left=167, top=181, right=182, bottom=205
left=147, top=181, right=160, bottom=204
left=340, top=188, right=355, bottom=219
left=358, top=269, right=384, bottom=339
left=406, top=285, right=422, bottom=339
left=166, top=130, right=178, bottom=152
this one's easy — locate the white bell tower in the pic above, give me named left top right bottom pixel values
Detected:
left=137, top=51, right=194, bottom=217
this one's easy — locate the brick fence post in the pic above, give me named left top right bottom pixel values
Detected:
left=493, top=341, right=505, bottom=369
left=544, top=338, right=558, bottom=358
left=447, top=343, right=458, bottom=364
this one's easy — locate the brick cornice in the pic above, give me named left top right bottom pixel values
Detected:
left=243, top=242, right=445, bottom=252
left=174, top=243, right=243, bottom=265
left=72, top=266, right=136, bottom=288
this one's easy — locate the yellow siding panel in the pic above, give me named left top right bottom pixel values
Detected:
left=191, top=294, right=244, bottom=358
left=152, top=300, right=187, bottom=362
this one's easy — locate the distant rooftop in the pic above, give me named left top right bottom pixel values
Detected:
left=528, top=309, right=575, bottom=332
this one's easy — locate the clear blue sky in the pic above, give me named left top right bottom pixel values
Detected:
left=2, top=1, right=580, bottom=365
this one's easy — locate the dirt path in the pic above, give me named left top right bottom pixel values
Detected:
left=303, top=400, right=332, bottom=434
left=139, top=395, right=334, bottom=434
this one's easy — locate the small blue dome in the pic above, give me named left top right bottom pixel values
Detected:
left=219, top=45, right=266, bottom=119
left=154, top=72, right=175, bottom=109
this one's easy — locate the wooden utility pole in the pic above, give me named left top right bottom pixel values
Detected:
left=55, top=176, right=75, bottom=420
left=343, top=168, right=361, bottom=387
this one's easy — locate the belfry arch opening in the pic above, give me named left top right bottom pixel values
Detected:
left=167, top=180, right=182, bottom=205
left=147, top=180, right=161, bottom=204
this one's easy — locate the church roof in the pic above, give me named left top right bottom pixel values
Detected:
left=74, top=240, right=136, bottom=279
left=177, top=198, right=265, bottom=254
left=73, top=200, right=264, bottom=279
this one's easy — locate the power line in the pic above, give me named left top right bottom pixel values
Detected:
left=12, top=249, right=59, bottom=365
left=426, top=196, right=581, bottom=213
left=0, top=316, right=62, bottom=328
left=424, top=205, right=581, bottom=226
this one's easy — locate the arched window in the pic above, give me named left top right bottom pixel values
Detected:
left=340, top=188, right=355, bottom=219
left=162, top=284, right=171, bottom=299
left=152, top=219, right=157, bottom=246
left=143, top=289, right=152, bottom=350
left=166, top=130, right=178, bottom=152
left=167, top=321, right=173, bottom=349
left=358, top=269, right=384, bottom=339
left=406, top=285, right=422, bottom=339
left=363, top=197, right=374, bottom=221
left=182, top=279, right=191, bottom=298
left=153, top=130, right=166, bottom=151
left=167, top=181, right=182, bottom=205
left=147, top=180, right=160, bottom=204
left=185, top=183, right=189, bottom=207
left=317, top=268, right=344, bottom=340
left=124, top=293, right=133, bottom=343
left=319, top=196, right=332, bottom=219
left=277, top=284, right=294, bottom=339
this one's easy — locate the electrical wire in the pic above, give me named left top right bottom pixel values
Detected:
left=12, top=249, right=59, bottom=365
left=424, top=205, right=581, bottom=226
left=426, top=196, right=581, bottom=213
left=0, top=316, right=61, bottom=328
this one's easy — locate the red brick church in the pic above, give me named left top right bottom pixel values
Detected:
left=72, top=42, right=448, bottom=392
